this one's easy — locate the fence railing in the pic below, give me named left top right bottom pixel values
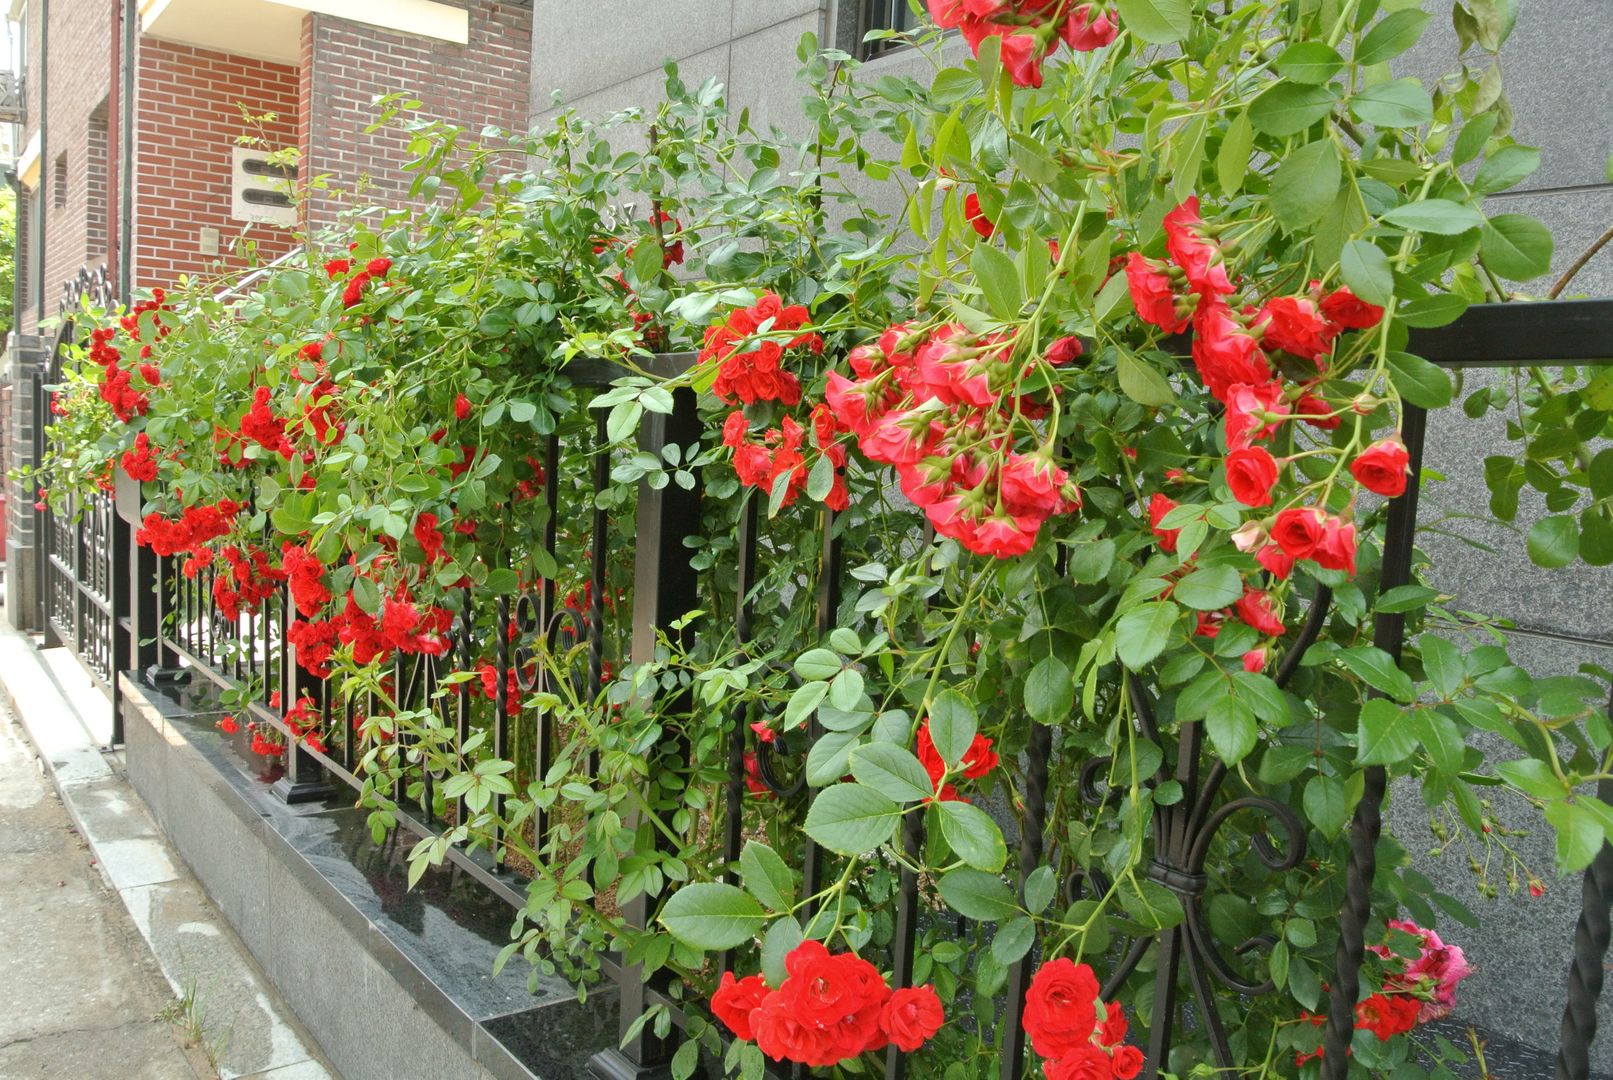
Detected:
left=47, top=299, right=1613, bottom=1080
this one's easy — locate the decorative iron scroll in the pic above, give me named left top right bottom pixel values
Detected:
left=59, top=264, right=115, bottom=318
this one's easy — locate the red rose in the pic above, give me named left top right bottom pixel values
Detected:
left=1046, top=335, right=1085, bottom=365
left=1225, top=445, right=1280, bottom=508
left=1111, top=1044, right=1145, bottom=1079
left=1096, top=1003, right=1128, bottom=1047
left=1320, top=285, right=1384, bottom=331
left=1022, top=958, right=1101, bottom=1060
left=323, top=257, right=351, bottom=279
left=1191, top=304, right=1270, bottom=403
left=1295, top=390, right=1340, bottom=430
left=1223, top=381, right=1289, bottom=450
left=751, top=989, right=840, bottom=1066
left=1270, top=507, right=1327, bottom=560
left=454, top=393, right=473, bottom=421
left=1061, top=4, right=1118, bottom=50
left=1125, top=253, right=1187, bottom=334
left=1163, top=197, right=1233, bottom=298
left=366, top=256, right=392, bottom=277
left=964, top=192, right=996, bottom=239
left=1355, top=993, right=1419, bottom=1041
left=1258, top=296, right=1332, bottom=363
left=1046, top=1044, right=1116, bottom=1080
left=711, top=971, right=770, bottom=1041
left=1148, top=492, right=1181, bottom=553
left=342, top=270, right=371, bottom=308
left=1243, top=646, right=1269, bottom=673
left=1233, top=587, right=1284, bottom=637
left=1312, top=517, right=1357, bottom=576
left=769, top=941, right=888, bottom=1064
left=1350, top=438, right=1410, bottom=497
left=879, top=984, right=944, bottom=1052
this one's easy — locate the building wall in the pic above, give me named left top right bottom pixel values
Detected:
left=17, top=0, right=113, bottom=336
left=131, top=39, right=301, bottom=291
left=299, top=0, right=532, bottom=238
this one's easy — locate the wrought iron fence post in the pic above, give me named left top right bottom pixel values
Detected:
left=273, top=583, right=335, bottom=805
left=1321, top=404, right=1428, bottom=1076
left=589, top=377, right=703, bottom=1080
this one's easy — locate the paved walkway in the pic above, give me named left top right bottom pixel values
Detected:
left=0, top=703, right=211, bottom=1080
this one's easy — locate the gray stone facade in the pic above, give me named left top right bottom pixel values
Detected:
left=530, top=0, right=1613, bottom=1066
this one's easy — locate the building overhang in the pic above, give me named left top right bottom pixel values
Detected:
left=16, top=128, right=38, bottom=189
left=138, top=0, right=469, bottom=66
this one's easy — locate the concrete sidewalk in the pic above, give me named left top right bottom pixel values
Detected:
left=0, top=615, right=336, bottom=1080
left=0, top=702, right=212, bottom=1079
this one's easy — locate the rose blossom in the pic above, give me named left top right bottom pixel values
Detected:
left=1234, top=587, right=1284, bottom=637
left=964, top=192, right=996, bottom=238
left=1148, top=493, right=1181, bottom=553
left=1163, top=197, right=1234, bottom=298
left=1125, top=253, right=1188, bottom=334
left=1350, top=438, right=1411, bottom=497
left=711, top=972, right=770, bottom=1040
left=1257, top=296, right=1332, bottom=363
left=1045, top=1045, right=1116, bottom=1080
left=879, top=985, right=945, bottom=1052
left=1270, top=507, right=1327, bottom=560
left=1320, top=285, right=1385, bottom=331
left=1224, top=381, right=1289, bottom=449
left=1022, top=957, right=1101, bottom=1060
left=1225, top=445, right=1280, bottom=508
left=1192, top=304, right=1270, bottom=402
left=1312, top=516, right=1357, bottom=575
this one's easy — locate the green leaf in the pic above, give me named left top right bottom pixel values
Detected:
left=803, top=783, right=902, bottom=855
left=1354, top=9, right=1430, bottom=65
left=1481, top=214, right=1554, bottom=280
left=828, top=669, right=864, bottom=711
left=1304, top=775, right=1350, bottom=838
left=1341, top=239, right=1394, bottom=307
left=1114, top=0, right=1192, bottom=44
left=1469, top=0, right=1519, bottom=51
left=1338, top=646, right=1417, bottom=702
left=1024, top=865, right=1056, bottom=914
left=1275, top=42, right=1344, bottom=85
left=1452, top=112, right=1500, bottom=166
left=1397, top=293, right=1469, bottom=329
left=1546, top=799, right=1607, bottom=874
left=1357, top=698, right=1418, bottom=765
left=739, top=842, right=795, bottom=911
left=1116, top=349, right=1177, bottom=407
left=1387, top=351, right=1453, bottom=409
left=1349, top=79, right=1433, bottom=129
left=928, top=690, right=978, bottom=767
left=1116, top=601, right=1179, bottom=670
left=760, top=917, right=803, bottom=988
left=851, top=743, right=935, bottom=804
left=1174, top=566, right=1245, bottom=611
left=1473, top=145, right=1541, bottom=195
left=1207, top=696, right=1258, bottom=765
left=794, top=648, right=842, bottom=681
left=938, top=801, right=1008, bottom=872
left=1271, top=140, right=1342, bottom=231
left=658, top=883, right=766, bottom=950
left=1025, top=655, right=1074, bottom=724
left=1419, top=634, right=1465, bottom=698
left=1382, top=199, right=1484, bottom=235
left=1527, top=516, right=1580, bottom=569
left=1217, top=110, right=1253, bottom=197
left=937, top=868, right=1019, bottom=921
left=971, top=242, right=1022, bottom=321
left=1249, top=82, right=1339, bottom=136
left=806, top=454, right=835, bottom=501
left=992, top=917, right=1036, bottom=964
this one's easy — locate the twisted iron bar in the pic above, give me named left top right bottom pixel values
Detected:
left=1555, top=775, right=1613, bottom=1080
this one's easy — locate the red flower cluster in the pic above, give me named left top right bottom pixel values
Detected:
left=334, top=256, right=393, bottom=308
left=701, top=292, right=822, bottom=406
left=927, top=1, right=1118, bottom=88
left=282, top=543, right=332, bottom=617
left=711, top=941, right=944, bottom=1067
left=87, top=326, right=149, bottom=423
left=915, top=718, right=998, bottom=801
left=823, top=322, right=1082, bottom=557
left=134, top=500, right=242, bottom=558
left=120, top=432, right=159, bottom=482
left=213, top=544, right=284, bottom=621
left=1023, top=959, right=1142, bottom=1079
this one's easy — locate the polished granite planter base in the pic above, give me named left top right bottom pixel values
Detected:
left=122, top=673, right=616, bottom=1080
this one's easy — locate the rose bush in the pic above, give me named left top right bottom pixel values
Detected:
left=30, top=1, right=1613, bottom=1077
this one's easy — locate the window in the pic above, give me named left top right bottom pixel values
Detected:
left=51, top=151, right=64, bottom=209
left=856, top=0, right=916, bottom=60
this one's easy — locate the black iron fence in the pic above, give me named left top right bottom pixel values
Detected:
left=42, top=299, right=1613, bottom=1080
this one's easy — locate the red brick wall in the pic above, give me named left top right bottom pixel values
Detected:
left=300, top=0, right=532, bottom=236
left=19, top=0, right=113, bottom=336
left=132, top=39, right=301, bottom=291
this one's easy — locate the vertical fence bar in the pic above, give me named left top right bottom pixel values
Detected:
left=719, top=495, right=759, bottom=978
left=1556, top=763, right=1613, bottom=1080
left=274, top=580, right=332, bottom=805
left=1321, top=403, right=1428, bottom=1076
left=494, top=594, right=511, bottom=865
left=589, top=379, right=703, bottom=1080
left=455, top=589, right=474, bottom=830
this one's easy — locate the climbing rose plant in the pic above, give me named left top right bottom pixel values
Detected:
left=32, top=1, right=1613, bottom=1078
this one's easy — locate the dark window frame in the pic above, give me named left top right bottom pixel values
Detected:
left=854, top=0, right=918, bottom=61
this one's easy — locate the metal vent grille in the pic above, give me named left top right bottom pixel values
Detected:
left=230, top=147, right=297, bottom=226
